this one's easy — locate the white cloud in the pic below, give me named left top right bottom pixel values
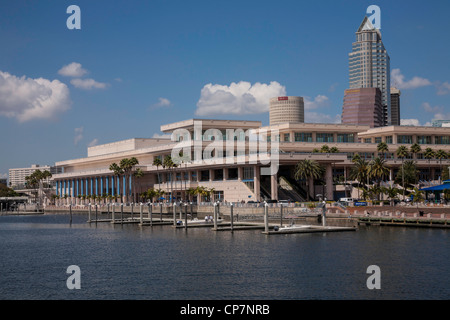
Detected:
left=436, top=81, right=450, bottom=95
left=74, top=127, right=83, bottom=145
left=88, top=138, right=99, bottom=147
left=0, top=173, right=7, bottom=179
left=58, top=62, right=87, bottom=77
left=151, top=97, right=172, bottom=108
left=421, top=102, right=450, bottom=123
left=422, top=102, right=443, bottom=114
left=400, top=119, right=422, bottom=126
left=0, top=70, right=71, bottom=122
left=70, top=78, right=108, bottom=90
left=306, top=112, right=341, bottom=124
left=195, top=81, right=286, bottom=116
left=304, top=95, right=329, bottom=110
left=391, top=69, right=432, bottom=90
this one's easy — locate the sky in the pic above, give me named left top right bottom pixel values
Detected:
left=1, top=0, right=449, bottom=181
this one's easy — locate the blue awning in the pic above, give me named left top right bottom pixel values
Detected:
left=421, top=184, right=450, bottom=191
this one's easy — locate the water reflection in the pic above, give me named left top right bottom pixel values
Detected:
left=0, top=213, right=448, bottom=300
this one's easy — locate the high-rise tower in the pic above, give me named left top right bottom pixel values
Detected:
left=348, top=16, right=390, bottom=126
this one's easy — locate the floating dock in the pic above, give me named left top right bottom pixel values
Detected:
left=265, top=225, right=357, bottom=235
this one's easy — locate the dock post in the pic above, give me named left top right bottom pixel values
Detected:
left=160, top=203, right=162, bottom=222
left=190, top=202, right=193, bottom=219
left=131, top=203, right=134, bottom=221
left=139, top=203, right=143, bottom=225
left=280, top=204, right=283, bottom=227
left=322, top=201, right=326, bottom=226
left=88, top=203, right=91, bottom=222
left=179, top=203, right=182, bottom=220
left=173, top=203, right=177, bottom=226
left=112, top=203, right=115, bottom=223
left=184, top=204, right=188, bottom=230
left=230, top=203, right=234, bottom=233
left=213, top=203, right=218, bottom=229
left=95, top=204, right=98, bottom=225
left=121, top=203, right=123, bottom=225
left=148, top=203, right=153, bottom=226
left=70, top=204, right=72, bottom=224
left=264, top=202, right=269, bottom=233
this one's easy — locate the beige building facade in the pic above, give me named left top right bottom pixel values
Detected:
left=51, top=118, right=450, bottom=204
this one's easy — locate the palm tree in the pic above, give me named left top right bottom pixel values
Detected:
left=377, top=142, right=389, bottom=159
left=119, top=157, right=139, bottom=203
left=153, top=157, right=162, bottom=190
left=352, top=153, right=361, bottom=163
left=186, top=187, right=197, bottom=202
left=163, top=155, right=177, bottom=203
left=329, top=147, right=339, bottom=153
left=435, top=150, right=448, bottom=183
left=424, top=148, right=435, bottom=183
left=349, top=158, right=369, bottom=199
left=410, top=143, right=421, bottom=160
left=320, top=145, right=330, bottom=153
left=133, top=168, right=144, bottom=202
left=368, top=157, right=389, bottom=199
left=396, top=145, right=409, bottom=200
left=395, top=160, right=419, bottom=195
left=410, top=143, right=421, bottom=185
left=382, top=186, right=399, bottom=206
left=294, top=159, right=323, bottom=201
left=109, top=163, right=124, bottom=202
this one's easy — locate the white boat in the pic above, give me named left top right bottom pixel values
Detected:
left=177, top=218, right=224, bottom=226
left=274, top=224, right=312, bottom=231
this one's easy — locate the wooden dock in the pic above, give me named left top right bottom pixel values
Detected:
left=264, top=225, right=357, bottom=235
left=358, top=216, right=450, bottom=228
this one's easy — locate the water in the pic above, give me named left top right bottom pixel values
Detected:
left=0, top=213, right=448, bottom=300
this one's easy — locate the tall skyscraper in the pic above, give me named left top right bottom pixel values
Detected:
left=342, top=88, right=383, bottom=128
left=390, top=87, right=401, bottom=126
left=348, top=16, right=391, bottom=126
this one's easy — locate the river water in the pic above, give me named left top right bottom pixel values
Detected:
left=0, top=212, right=448, bottom=300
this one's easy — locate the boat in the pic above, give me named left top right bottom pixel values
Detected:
left=273, top=224, right=312, bottom=232
left=176, top=217, right=224, bottom=226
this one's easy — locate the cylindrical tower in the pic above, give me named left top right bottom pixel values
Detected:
left=269, top=96, right=304, bottom=125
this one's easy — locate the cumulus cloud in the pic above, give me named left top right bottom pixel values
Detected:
left=195, top=81, right=286, bottom=116
left=70, top=78, right=108, bottom=90
left=306, top=112, right=341, bottom=124
left=304, top=95, right=330, bottom=110
left=391, top=69, right=432, bottom=90
left=88, top=138, right=99, bottom=147
left=436, top=81, right=450, bottom=95
left=58, top=62, right=88, bottom=77
left=74, top=127, right=83, bottom=145
left=400, top=119, right=422, bottom=126
left=0, top=70, right=71, bottom=122
left=151, top=97, right=172, bottom=109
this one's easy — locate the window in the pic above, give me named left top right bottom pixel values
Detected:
left=397, top=135, right=413, bottom=144
left=435, top=136, right=450, bottom=145
left=375, top=137, right=382, bottom=143
left=385, top=136, right=393, bottom=144
left=417, top=136, right=432, bottom=144
left=295, top=132, right=312, bottom=142
left=316, top=133, right=334, bottom=143
left=284, top=133, right=290, bottom=142
left=364, top=138, right=372, bottom=143
left=337, top=133, right=354, bottom=143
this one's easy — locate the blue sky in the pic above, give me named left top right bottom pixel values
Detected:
left=1, top=0, right=449, bottom=180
